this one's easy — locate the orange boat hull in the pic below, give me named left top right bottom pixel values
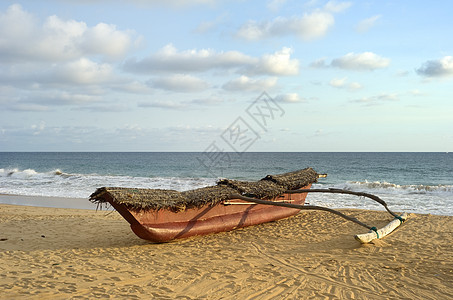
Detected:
left=107, top=184, right=311, bottom=242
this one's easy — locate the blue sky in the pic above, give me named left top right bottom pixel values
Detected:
left=0, top=0, right=452, bottom=152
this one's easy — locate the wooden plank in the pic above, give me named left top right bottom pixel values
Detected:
left=355, top=212, right=408, bottom=243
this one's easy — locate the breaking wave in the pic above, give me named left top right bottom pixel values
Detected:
left=309, top=180, right=453, bottom=216
left=1, top=168, right=452, bottom=215
left=0, top=168, right=216, bottom=198
left=341, top=180, right=453, bottom=196
left=0, top=168, right=73, bottom=178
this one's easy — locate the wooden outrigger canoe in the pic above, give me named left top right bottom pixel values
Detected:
left=90, top=168, right=318, bottom=243
left=90, top=167, right=408, bottom=243
left=92, top=186, right=311, bottom=243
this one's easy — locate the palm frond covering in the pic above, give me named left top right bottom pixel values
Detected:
left=89, top=168, right=318, bottom=211
left=89, top=187, right=186, bottom=211
left=182, top=185, right=237, bottom=207
left=217, top=179, right=286, bottom=199
left=261, top=167, right=318, bottom=190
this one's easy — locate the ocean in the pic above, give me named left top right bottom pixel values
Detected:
left=0, top=152, right=451, bottom=215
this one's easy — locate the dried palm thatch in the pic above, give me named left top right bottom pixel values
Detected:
left=89, top=168, right=319, bottom=211
left=182, top=185, right=237, bottom=207
left=217, top=179, right=286, bottom=199
left=89, top=187, right=187, bottom=211
left=262, top=167, right=318, bottom=190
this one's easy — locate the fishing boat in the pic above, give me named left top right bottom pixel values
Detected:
left=90, top=168, right=319, bottom=243
left=90, top=167, right=408, bottom=243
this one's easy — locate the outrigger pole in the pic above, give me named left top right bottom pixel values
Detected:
left=229, top=188, right=408, bottom=244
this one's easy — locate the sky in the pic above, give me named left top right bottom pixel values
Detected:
left=0, top=0, right=452, bottom=152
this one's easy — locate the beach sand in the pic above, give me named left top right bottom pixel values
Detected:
left=0, top=203, right=452, bottom=299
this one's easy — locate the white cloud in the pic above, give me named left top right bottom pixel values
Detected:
left=309, top=58, right=328, bottom=68
left=0, top=4, right=36, bottom=47
left=348, top=82, right=362, bottom=90
left=376, top=93, right=398, bottom=101
left=125, top=45, right=299, bottom=76
left=31, top=121, right=46, bottom=132
left=222, top=76, right=277, bottom=92
left=1, top=85, right=108, bottom=111
left=79, top=22, right=135, bottom=59
left=237, top=1, right=351, bottom=41
left=313, top=129, right=323, bottom=136
left=396, top=70, right=410, bottom=77
left=331, top=52, right=390, bottom=70
left=74, top=104, right=130, bottom=112
left=149, top=74, right=210, bottom=92
left=311, top=129, right=329, bottom=137
left=236, top=11, right=334, bottom=41
left=190, top=95, right=225, bottom=105
left=52, top=92, right=104, bottom=105
left=275, top=93, right=304, bottom=103
left=329, top=77, right=362, bottom=90
left=38, top=15, right=89, bottom=61
left=138, top=95, right=225, bottom=110
left=56, top=58, right=115, bottom=85
left=6, top=104, right=50, bottom=112
left=246, top=47, right=299, bottom=76
left=352, top=93, right=399, bottom=105
left=138, top=100, right=187, bottom=110
left=311, top=53, right=390, bottom=71
left=409, top=89, right=425, bottom=96
left=194, top=12, right=228, bottom=33
left=323, top=1, right=352, bottom=13
left=329, top=77, right=347, bottom=88
left=236, top=21, right=265, bottom=41
left=113, top=80, right=154, bottom=94
left=356, top=15, right=381, bottom=33
left=27, top=90, right=103, bottom=107
left=0, top=4, right=138, bottom=62
left=124, top=44, right=253, bottom=73
left=416, top=56, right=453, bottom=78
left=0, top=57, right=117, bottom=87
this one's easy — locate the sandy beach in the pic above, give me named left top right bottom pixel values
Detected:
left=0, top=202, right=452, bottom=299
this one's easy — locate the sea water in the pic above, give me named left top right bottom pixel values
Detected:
left=0, top=152, right=451, bottom=215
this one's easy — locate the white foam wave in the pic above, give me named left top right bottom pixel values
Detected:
left=1, top=168, right=67, bottom=178
left=1, top=168, right=452, bottom=215
left=343, top=180, right=453, bottom=195
left=308, top=181, right=453, bottom=216
left=0, top=168, right=216, bottom=198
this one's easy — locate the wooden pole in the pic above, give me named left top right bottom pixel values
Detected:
left=354, top=212, right=408, bottom=243
left=229, top=193, right=373, bottom=230
left=229, top=193, right=408, bottom=244
left=284, top=188, right=399, bottom=218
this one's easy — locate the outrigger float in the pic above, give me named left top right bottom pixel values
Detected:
left=90, top=168, right=408, bottom=244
